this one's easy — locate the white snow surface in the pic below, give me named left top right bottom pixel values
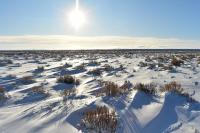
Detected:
left=0, top=51, right=200, bottom=133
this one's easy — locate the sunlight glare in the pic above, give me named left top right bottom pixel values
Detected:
left=68, top=0, right=86, bottom=30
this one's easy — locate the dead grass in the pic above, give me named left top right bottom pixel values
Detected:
left=0, top=86, right=8, bottom=101
left=61, top=89, right=76, bottom=97
left=102, top=64, right=114, bottom=71
left=87, top=68, right=102, bottom=76
left=138, top=61, right=148, bottom=67
left=74, top=63, right=86, bottom=71
left=57, top=75, right=80, bottom=85
left=31, top=86, right=49, bottom=96
left=20, top=76, right=35, bottom=84
left=87, top=61, right=100, bottom=66
left=81, top=106, right=117, bottom=133
left=36, top=66, right=44, bottom=72
left=171, top=58, right=184, bottom=67
left=161, top=81, right=183, bottom=93
left=98, top=80, right=132, bottom=97
left=134, top=83, right=157, bottom=95
left=0, top=86, right=5, bottom=94
left=161, top=81, right=197, bottom=102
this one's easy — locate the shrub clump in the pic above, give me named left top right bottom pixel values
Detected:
left=134, top=83, right=157, bottom=95
left=99, top=81, right=132, bottom=97
left=103, top=81, right=120, bottom=97
left=0, top=59, right=13, bottom=66
left=161, top=81, right=197, bottom=102
left=171, top=58, right=184, bottom=67
left=87, top=68, right=102, bottom=76
left=57, top=75, right=80, bottom=85
left=31, top=86, right=49, bottom=96
left=138, top=61, right=148, bottom=67
left=74, top=63, right=86, bottom=71
left=36, top=66, right=44, bottom=72
left=87, top=61, right=100, bottom=66
left=61, top=89, right=76, bottom=98
left=161, top=81, right=183, bottom=93
left=81, top=106, right=118, bottom=133
left=20, top=76, right=35, bottom=85
left=102, top=64, right=114, bottom=71
left=0, top=86, right=8, bottom=101
left=63, top=62, right=72, bottom=68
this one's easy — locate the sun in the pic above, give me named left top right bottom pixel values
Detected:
left=68, top=0, right=86, bottom=31
left=68, top=8, right=86, bottom=30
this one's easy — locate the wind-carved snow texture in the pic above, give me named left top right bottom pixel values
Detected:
left=0, top=50, right=200, bottom=133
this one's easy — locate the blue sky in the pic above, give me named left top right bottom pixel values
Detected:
left=0, top=0, right=199, bottom=49
left=0, top=0, right=199, bottom=39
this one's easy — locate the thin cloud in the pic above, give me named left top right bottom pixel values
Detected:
left=0, top=35, right=199, bottom=50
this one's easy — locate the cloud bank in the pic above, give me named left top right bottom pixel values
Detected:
left=0, top=35, right=199, bottom=50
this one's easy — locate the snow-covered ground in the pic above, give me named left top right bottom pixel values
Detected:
left=0, top=50, right=200, bottom=133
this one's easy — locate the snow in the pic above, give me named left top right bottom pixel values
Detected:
left=0, top=50, right=200, bottom=133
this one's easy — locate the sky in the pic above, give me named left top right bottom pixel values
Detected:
left=0, top=0, right=200, bottom=49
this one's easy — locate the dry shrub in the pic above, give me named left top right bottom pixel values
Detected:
left=145, top=56, right=152, bottom=62
left=7, top=74, right=16, bottom=78
left=74, top=63, right=86, bottom=71
left=134, top=83, right=157, bottom=95
left=138, top=61, right=148, bottom=67
left=162, top=81, right=183, bottom=93
left=162, top=65, right=174, bottom=71
left=61, top=89, right=76, bottom=97
left=99, top=81, right=132, bottom=97
left=31, top=86, right=49, bottom=96
left=120, top=81, right=132, bottom=93
left=0, top=86, right=5, bottom=94
left=171, top=58, right=184, bottom=67
left=36, top=66, right=44, bottom=72
left=0, top=86, right=8, bottom=100
left=88, top=68, right=102, bottom=76
left=63, top=62, right=72, bottom=68
left=197, top=57, right=200, bottom=65
left=0, top=59, right=13, bottom=66
left=119, top=64, right=125, bottom=71
left=88, top=61, right=100, bottom=66
left=81, top=106, right=117, bottom=133
left=21, top=76, right=35, bottom=84
left=103, top=81, right=120, bottom=97
left=102, top=64, right=114, bottom=71
left=57, top=75, right=80, bottom=85
left=162, top=81, right=197, bottom=102
left=148, top=63, right=156, bottom=70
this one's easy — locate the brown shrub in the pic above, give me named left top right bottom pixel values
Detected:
left=74, top=63, right=86, bottom=71
left=0, top=86, right=5, bottom=94
left=162, top=81, right=197, bottom=102
left=21, top=76, right=35, bottom=84
left=87, top=68, right=102, bottom=76
left=36, top=66, right=44, bottom=72
left=81, top=106, right=117, bottom=133
left=0, top=86, right=8, bottom=100
left=171, top=58, right=184, bottom=67
left=134, top=83, right=157, bottom=95
left=31, top=86, right=49, bottom=96
left=57, top=75, right=80, bottom=85
left=63, top=62, right=72, bottom=68
left=162, top=81, right=183, bottom=93
left=120, top=81, right=132, bottom=93
left=98, top=81, right=132, bottom=97
left=87, top=61, right=100, bottom=66
left=138, top=61, right=148, bottom=67
left=102, top=64, right=114, bottom=71
left=103, top=81, right=120, bottom=97
left=61, top=89, right=76, bottom=97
